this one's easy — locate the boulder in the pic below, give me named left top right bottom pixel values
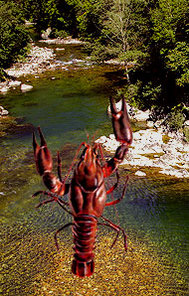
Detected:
left=21, top=84, right=33, bottom=92
left=8, top=80, right=21, bottom=88
left=183, top=120, right=189, bottom=127
left=0, top=86, right=9, bottom=93
left=0, top=106, right=8, bottom=116
left=135, top=171, right=146, bottom=177
left=96, top=127, right=189, bottom=178
left=41, top=27, right=52, bottom=40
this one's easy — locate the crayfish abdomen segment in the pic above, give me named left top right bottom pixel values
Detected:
left=72, top=215, right=97, bottom=277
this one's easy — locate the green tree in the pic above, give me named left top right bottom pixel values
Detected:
left=65, top=0, right=111, bottom=39
left=147, top=0, right=189, bottom=107
left=166, top=42, right=189, bottom=87
left=101, top=0, right=149, bottom=82
left=0, top=1, right=29, bottom=74
left=19, top=0, right=60, bottom=34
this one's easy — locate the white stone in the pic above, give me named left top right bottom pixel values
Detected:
left=135, top=171, right=146, bottom=177
left=109, top=134, right=116, bottom=140
left=134, top=109, right=150, bottom=121
left=56, top=47, right=65, bottom=51
left=0, top=87, right=9, bottom=93
left=0, top=106, right=8, bottom=116
left=6, top=45, right=55, bottom=78
left=41, top=27, right=52, bottom=40
left=184, top=120, right=189, bottom=127
left=8, top=80, right=21, bottom=88
left=95, top=136, right=107, bottom=144
left=21, top=84, right=33, bottom=92
left=104, top=59, right=125, bottom=65
left=39, top=38, right=84, bottom=45
left=146, top=121, right=154, bottom=128
left=96, top=127, right=189, bottom=178
left=154, top=119, right=164, bottom=128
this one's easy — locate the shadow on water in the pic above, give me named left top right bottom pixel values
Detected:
left=0, top=59, right=188, bottom=295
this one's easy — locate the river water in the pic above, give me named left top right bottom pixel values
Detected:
left=0, top=45, right=188, bottom=295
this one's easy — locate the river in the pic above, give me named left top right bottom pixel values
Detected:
left=0, top=44, right=188, bottom=295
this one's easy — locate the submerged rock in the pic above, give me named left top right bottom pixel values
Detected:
left=0, top=115, right=35, bottom=138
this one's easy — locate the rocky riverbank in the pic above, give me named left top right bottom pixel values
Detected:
left=39, top=37, right=85, bottom=45
left=0, top=44, right=55, bottom=94
left=97, top=103, right=189, bottom=178
left=0, top=40, right=91, bottom=94
left=96, top=128, right=189, bottom=178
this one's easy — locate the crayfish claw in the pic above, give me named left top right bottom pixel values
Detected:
left=109, top=96, right=132, bottom=145
left=32, top=126, right=53, bottom=176
left=32, top=132, right=40, bottom=158
left=109, top=95, right=118, bottom=116
left=38, top=126, right=47, bottom=147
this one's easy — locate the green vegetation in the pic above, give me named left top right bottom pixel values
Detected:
left=0, top=0, right=188, bottom=133
left=0, top=0, right=29, bottom=79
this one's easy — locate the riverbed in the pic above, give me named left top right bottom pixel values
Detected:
left=0, top=43, right=188, bottom=295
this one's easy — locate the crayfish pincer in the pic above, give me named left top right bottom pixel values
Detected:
left=32, top=97, right=132, bottom=277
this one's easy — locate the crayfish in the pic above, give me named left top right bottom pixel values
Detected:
left=32, top=97, right=132, bottom=277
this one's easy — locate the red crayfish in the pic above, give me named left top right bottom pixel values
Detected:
left=32, top=97, right=132, bottom=277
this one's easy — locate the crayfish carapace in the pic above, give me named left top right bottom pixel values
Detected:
left=32, top=96, right=132, bottom=277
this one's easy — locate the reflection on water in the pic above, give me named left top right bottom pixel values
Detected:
left=0, top=64, right=188, bottom=295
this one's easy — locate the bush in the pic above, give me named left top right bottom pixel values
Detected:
left=0, top=1, right=29, bottom=71
left=49, top=29, right=69, bottom=39
left=183, top=126, right=189, bottom=142
left=117, top=81, right=143, bottom=109
left=166, top=105, right=186, bottom=131
left=84, top=41, right=116, bottom=63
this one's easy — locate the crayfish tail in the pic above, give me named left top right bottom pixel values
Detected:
left=72, top=258, right=94, bottom=277
left=72, top=214, right=97, bottom=277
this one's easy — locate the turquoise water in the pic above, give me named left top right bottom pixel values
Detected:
left=0, top=53, right=188, bottom=295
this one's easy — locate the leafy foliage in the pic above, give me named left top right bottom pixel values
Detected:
left=166, top=42, right=189, bottom=87
left=100, top=0, right=150, bottom=76
left=165, top=105, right=186, bottom=130
left=145, top=0, right=189, bottom=106
left=19, top=0, right=60, bottom=33
left=65, top=0, right=110, bottom=39
left=0, top=1, right=29, bottom=71
left=1, top=0, right=188, bottom=132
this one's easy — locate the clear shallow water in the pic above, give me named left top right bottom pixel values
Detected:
left=0, top=60, right=188, bottom=295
